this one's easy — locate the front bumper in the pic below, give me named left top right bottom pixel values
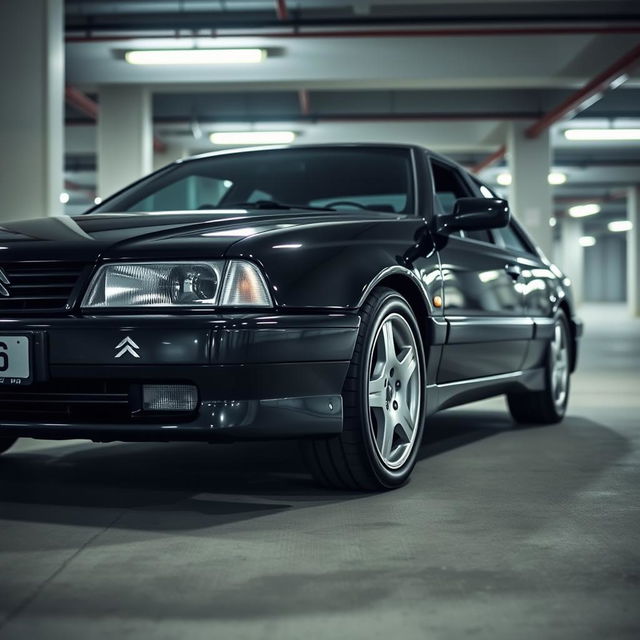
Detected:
left=0, top=313, right=359, bottom=441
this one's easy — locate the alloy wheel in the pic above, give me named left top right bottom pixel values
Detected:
left=367, top=312, right=422, bottom=469
left=551, top=320, right=569, bottom=410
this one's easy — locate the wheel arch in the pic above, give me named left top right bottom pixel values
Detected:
left=558, top=298, right=578, bottom=372
left=362, top=269, right=433, bottom=349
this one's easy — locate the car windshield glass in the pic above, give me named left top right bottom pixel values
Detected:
left=90, top=147, right=415, bottom=214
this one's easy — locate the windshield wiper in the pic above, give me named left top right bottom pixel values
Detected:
left=224, top=200, right=336, bottom=212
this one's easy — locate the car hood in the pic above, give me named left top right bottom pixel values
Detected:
left=0, top=209, right=401, bottom=262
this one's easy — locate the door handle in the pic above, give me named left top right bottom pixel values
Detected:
left=505, top=264, right=522, bottom=280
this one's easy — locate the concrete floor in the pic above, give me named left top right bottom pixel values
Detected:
left=0, top=304, right=638, bottom=639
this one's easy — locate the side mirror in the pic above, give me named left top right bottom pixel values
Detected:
left=435, top=197, right=510, bottom=235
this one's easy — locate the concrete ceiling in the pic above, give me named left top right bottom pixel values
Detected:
left=62, top=0, right=640, bottom=233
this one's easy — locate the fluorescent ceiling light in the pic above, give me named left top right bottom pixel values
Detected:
left=549, top=217, right=557, bottom=227
left=59, top=192, right=70, bottom=204
left=210, top=131, right=296, bottom=145
left=579, top=236, right=596, bottom=247
left=125, top=49, right=266, bottom=65
left=568, top=203, right=600, bottom=218
left=496, top=172, right=512, bottom=186
left=608, top=220, right=633, bottom=232
left=495, top=172, right=567, bottom=186
left=548, top=172, right=567, bottom=185
left=564, top=128, right=640, bottom=141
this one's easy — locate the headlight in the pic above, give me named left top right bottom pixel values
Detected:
left=82, top=260, right=272, bottom=308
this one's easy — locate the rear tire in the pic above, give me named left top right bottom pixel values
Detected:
left=0, top=437, right=17, bottom=455
left=301, top=287, right=427, bottom=491
left=507, top=310, right=571, bottom=425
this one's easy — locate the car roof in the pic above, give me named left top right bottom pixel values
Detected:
left=182, top=142, right=430, bottom=163
left=180, top=143, right=475, bottom=180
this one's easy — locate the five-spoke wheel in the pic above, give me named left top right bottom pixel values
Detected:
left=300, top=287, right=426, bottom=491
left=368, top=313, right=421, bottom=469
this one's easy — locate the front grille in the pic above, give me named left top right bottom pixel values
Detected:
left=0, top=379, right=131, bottom=423
left=0, top=261, right=88, bottom=313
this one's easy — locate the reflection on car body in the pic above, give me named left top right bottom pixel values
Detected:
left=0, top=144, right=582, bottom=490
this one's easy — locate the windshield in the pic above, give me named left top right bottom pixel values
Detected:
left=91, top=147, right=415, bottom=215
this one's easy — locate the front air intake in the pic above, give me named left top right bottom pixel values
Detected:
left=0, top=261, right=88, bottom=313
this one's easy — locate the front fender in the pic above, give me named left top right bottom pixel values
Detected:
left=225, top=218, right=442, bottom=313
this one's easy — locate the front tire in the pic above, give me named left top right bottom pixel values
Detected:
left=507, top=310, right=571, bottom=425
left=301, top=288, right=426, bottom=491
left=0, top=437, right=17, bottom=455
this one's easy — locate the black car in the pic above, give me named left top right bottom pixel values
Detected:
left=0, top=144, right=581, bottom=490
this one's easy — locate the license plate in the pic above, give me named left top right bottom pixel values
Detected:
left=0, top=336, right=31, bottom=385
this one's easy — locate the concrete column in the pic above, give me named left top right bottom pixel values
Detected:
left=627, top=186, right=640, bottom=317
left=97, top=86, right=152, bottom=199
left=559, top=218, right=584, bottom=306
left=507, top=122, right=553, bottom=258
left=0, top=0, right=64, bottom=221
left=153, top=143, right=188, bottom=172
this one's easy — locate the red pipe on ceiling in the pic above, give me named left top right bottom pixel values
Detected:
left=525, top=42, right=640, bottom=138
left=470, top=145, right=506, bottom=173
left=65, top=85, right=99, bottom=119
left=65, top=24, right=640, bottom=43
left=471, top=42, right=640, bottom=172
left=64, top=179, right=96, bottom=200
left=275, top=0, right=289, bottom=22
left=65, top=85, right=167, bottom=153
left=298, top=89, right=311, bottom=115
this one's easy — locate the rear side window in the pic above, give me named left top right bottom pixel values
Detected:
left=464, top=229, right=493, bottom=243
left=493, top=223, right=532, bottom=254
left=430, top=160, right=472, bottom=214
left=430, top=159, right=494, bottom=244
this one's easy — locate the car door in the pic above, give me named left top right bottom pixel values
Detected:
left=428, top=157, right=533, bottom=383
left=489, top=216, right=558, bottom=370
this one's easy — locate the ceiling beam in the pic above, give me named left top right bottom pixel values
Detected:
left=526, top=42, right=640, bottom=138
left=65, top=85, right=167, bottom=153
left=471, top=43, right=640, bottom=172
left=84, top=112, right=533, bottom=127
left=66, top=25, right=640, bottom=43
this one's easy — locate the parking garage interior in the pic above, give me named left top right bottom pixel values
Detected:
left=0, top=1, right=639, bottom=638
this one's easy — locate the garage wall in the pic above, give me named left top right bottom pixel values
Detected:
left=584, top=235, right=627, bottom=303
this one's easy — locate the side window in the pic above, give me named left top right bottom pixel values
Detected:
left=430, top=160, right=471, bottom=214
left=430, top=160, right=494, bottom=244
left=464, top=228, right=493, bottom=243
left=465, top=177, right=497, bottom=243
left=493, top=223, right=532, bottom=254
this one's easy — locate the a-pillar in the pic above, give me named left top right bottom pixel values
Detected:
left=627, top=185, right=640, bottom=317
left=0, top=0, right=64, bottom=220
left=97, top=86, right=152, bottom=199
left=507, top=122, right=553, bottom=258
left=559, top=218, right=584, bottom=306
